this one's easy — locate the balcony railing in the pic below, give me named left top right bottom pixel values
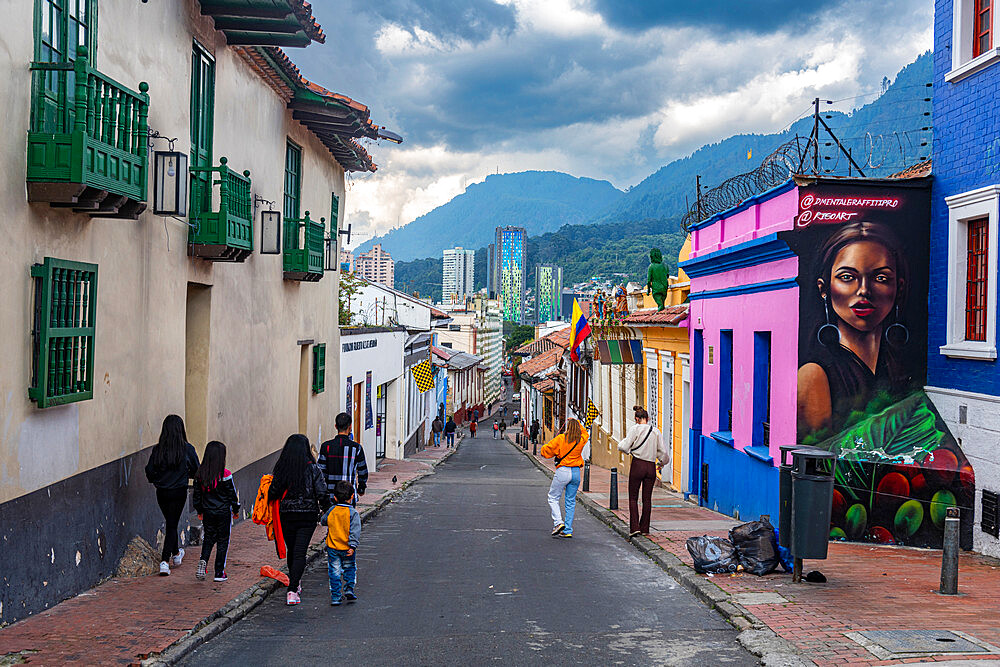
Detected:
left=189, top=157, right=253, bottom=262
left=27, top=46, right=149, bottom=218
left=283, top=211, right=324, bottom=281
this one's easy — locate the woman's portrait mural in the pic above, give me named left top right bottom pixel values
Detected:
left=782, top=182, right=974, bottom=548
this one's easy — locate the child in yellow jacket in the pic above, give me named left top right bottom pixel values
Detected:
left=320, top=481, right=361, bottom=606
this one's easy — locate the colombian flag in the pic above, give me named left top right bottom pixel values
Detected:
left=570, top=298, right=592, bottom=363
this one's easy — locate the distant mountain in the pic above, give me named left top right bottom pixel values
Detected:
left=393, top=52, right=932, bottom=299
left=589, top=51, right=932, bottom=226
left=354, top=171, right=624, bottom=262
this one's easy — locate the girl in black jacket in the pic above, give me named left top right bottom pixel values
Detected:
left=145, top=415, right=200, bottom=576
left=193, top=441, right=240, bottom=582
left=268, top=434, right=328, bottom=605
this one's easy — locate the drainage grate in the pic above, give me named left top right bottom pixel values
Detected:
left=846, top=630, right=1000, bottom=660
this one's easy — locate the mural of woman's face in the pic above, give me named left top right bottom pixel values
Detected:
left=819, top=240, right=900, bottom=333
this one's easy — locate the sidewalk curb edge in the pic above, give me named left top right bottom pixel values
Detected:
left=141, top=444, right=460, bottom=666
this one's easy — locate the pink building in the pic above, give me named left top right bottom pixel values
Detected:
left=680, top=174, right=971, bottom=550
left=356, top=243, right=394, bottom=288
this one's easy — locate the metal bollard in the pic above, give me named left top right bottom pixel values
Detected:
left=532, top=440, right=537, bottom=455
left=609, top=468, right=619, bottom=510
left=940, top=506, right=960, bottom=595
left=522, top=435, right=527, bottom=450
left=583, top=461, right=591, bottom=492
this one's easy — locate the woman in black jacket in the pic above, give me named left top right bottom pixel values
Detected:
left=268, top=434, right=328, bottom=605
left=144, top=415, right=200, bottom=576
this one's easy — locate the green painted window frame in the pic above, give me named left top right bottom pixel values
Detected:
left=284, top=140, right=302, bottom=221
left=330, top=192, right=339, bottom=235
left=190, top=42, right=215, bottom=218
left=33, top=0, right=97, bottom=131
left=29, top=257, right=98, bottom=409
left=312, top=343, right=326, bottom=394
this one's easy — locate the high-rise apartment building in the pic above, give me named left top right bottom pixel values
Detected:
left=339, top=248, right=355, bottom=273
left=535, top=264, right=563, bottom=322
left=356, top=243, right=394, bottom=288
left=442, top=247, right=475, bottom=300
left=490, top=226, right=526, bottom=323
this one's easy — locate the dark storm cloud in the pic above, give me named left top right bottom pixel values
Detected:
left=588, top=0, right=843, bottom=33
left=366, top=0, right=517, bottom=43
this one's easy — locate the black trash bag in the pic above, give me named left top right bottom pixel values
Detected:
left=729, top=519, right=780, bottom=576
left=685, top=536, right=739, bottom=574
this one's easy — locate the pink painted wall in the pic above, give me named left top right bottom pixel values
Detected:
left=689, top=184, right=800, bottom=465
left=690, top=187, right=800, bottom=258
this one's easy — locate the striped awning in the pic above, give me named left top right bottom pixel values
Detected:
left=595, top=339, right=643, bottom=364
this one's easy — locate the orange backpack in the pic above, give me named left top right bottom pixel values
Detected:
left=252, top=474, right=273, bottom=526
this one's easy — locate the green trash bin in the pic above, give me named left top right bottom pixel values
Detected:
left=790, top=448, right=837, bottom=560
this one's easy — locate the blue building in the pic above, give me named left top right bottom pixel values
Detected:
left=927, top=0, right=1000, bottom=557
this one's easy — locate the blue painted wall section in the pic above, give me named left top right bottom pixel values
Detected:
left=929, top=0, right=1000, bottom=393
left=701, top=435, right=780, bottom=521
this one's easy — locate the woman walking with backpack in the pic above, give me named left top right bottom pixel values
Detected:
left=618, top=406, right=668, bottom=538
left=144, top=415, right=200, bottom=576
left=268, top=434, right=329, bottom=605
left=540, top=419, right=588, bottom=538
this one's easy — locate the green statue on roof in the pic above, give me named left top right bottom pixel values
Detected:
left=646, top=247, right=670, bottom=311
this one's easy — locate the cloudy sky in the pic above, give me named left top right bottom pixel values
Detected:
left=294, top=0, right=933, bottom=247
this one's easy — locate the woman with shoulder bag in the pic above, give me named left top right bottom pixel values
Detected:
left=268, top=434, right=329, bottom=605
left=618, top=406, right=669, bottom=538
left=540, top=419, right=588, bottom=538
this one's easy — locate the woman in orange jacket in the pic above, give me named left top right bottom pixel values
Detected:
left=540, top=419, right=588, bottom=538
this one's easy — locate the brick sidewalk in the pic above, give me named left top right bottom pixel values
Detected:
left=0, top=446, right=454, bottom=666
left=518, top=441, right=1000, bottom=666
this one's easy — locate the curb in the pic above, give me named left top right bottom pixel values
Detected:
left=141, top=444, right=461, bottom=666
left=505, top=438, right=814, bottom=667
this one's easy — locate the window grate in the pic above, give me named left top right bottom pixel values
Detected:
left=312, top=343, right=326, bottom=394
left=982, top=489, right=999, bottom=538
left=29, top=258, right=98, bottom=408
left=966, top=217, right=989, bottom=342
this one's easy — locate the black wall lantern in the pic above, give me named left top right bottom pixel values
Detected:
left=255, top=194, right=281, bottom=255
left=153, top=150, right=188, bottom=216
left=148, top=130, right=188, bottom=216
left=323, top=217, right=337, bottom=271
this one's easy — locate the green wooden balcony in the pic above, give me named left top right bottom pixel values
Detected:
left=283, top=212, right=324, bottom=281
left=189, top=157, right=253, bottom=262
left=27, top=46, right=149, bottom=219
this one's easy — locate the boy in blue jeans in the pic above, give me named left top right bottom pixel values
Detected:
left=320, top=481, right=361, bottom=606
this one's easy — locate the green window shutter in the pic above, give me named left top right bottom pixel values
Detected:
left=284, top=141, right=301, bottom=221
left=189, top=43, right=216, bottom=218
left=330, top=192, right=339, bottom=236
left=312, top=343, right=326, bottom=394
left=33, top=0, right=97, bottom=132
left=29, top=257, right=98, bottom=408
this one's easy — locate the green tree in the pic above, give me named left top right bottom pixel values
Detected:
left=339, top=272, right=364, bottom=326
left=505, top=323, right=535, bottom=352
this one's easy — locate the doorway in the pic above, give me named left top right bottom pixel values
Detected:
left=353, top=381, right=363, bottom=441
left=185, top=283, right=211, bottom=448
left=298, top=345, right=309, bottom=435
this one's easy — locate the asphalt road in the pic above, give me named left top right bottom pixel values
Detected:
left=185, top=417, right=754, bottom=665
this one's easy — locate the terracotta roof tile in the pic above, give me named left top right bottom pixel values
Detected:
left=889, top=159, right=932, bottom=179
left=513, top=326, right=571, bottom=356
left=623, top=304, right=689, bottom=326
left=517, top=347, right=562, bottom=378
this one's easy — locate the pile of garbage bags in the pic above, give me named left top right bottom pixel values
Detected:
left=686, top=518, right=793, bottom=576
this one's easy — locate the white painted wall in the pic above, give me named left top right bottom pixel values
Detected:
left=339, top=330, right=405, bottom=465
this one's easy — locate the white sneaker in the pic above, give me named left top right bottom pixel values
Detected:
left=159, top=561, right=170, bottom=576
left=172, top=548, right=184, bottom=567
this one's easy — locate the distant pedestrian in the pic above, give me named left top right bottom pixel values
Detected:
left=445, top=417, right=457, bottom=446
left=145, top=414, right=200, bottom=576
left=193, top=441, right=240, bottom=582
left=499, top=420, right=507, bottom=439
left=540, top=418, right=588, bottom=538
left=529, top=419, right=540, bottom=444
left=268, top=434, right=329, bottom=606
left=493, top=420, right=499, bottom=439
left=618, top=406, right=668, bottom=538
left=321, top=481, right=361, bottom=606
left=431, top=416, right=443, bottom=447
left=503, top=404, right=508, bottom=417
left=318, top=413, right=369, bottom=506
left=470, top=420, right=478, bottom=437
left=472, top=408, right=479, bottom=423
